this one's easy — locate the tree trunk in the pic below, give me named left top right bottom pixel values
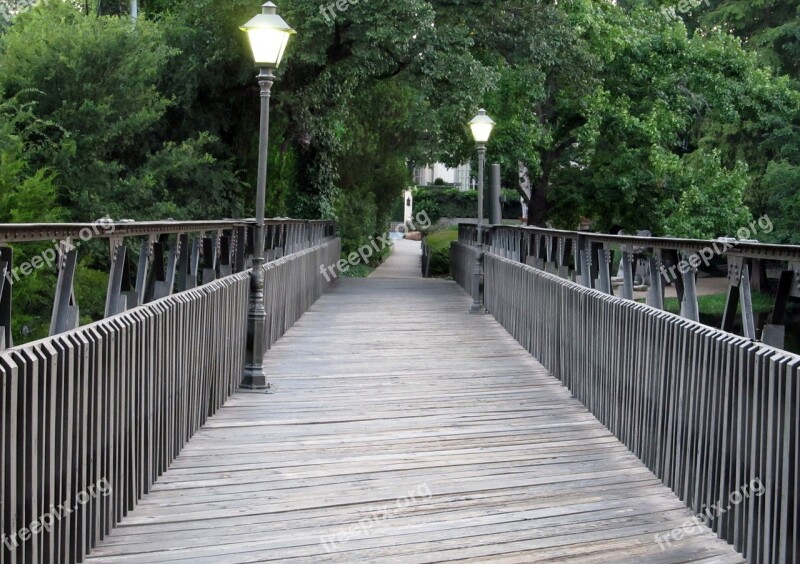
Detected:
left=518, top=161, right=531, bottom=222
left=527, top=154, right=551, bottom=227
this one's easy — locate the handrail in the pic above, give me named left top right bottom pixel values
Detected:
left=0, top=218, right=337, bottom=349
left=458, top=223, right=800, bottom=261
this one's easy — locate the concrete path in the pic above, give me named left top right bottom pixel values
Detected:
left=368, top=238, right=422, bottom=279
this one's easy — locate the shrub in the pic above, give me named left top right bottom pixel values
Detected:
left=412, top=187, right=522, bottom=223
left=423, top=228, right=458, bottom=276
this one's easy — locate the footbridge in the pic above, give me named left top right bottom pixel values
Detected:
left=0, top=219, right=797, bottom=563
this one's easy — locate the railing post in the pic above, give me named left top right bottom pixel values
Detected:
left=0, top=246, right=12, bottom=349
left=490, top=163, right=501, bottom=226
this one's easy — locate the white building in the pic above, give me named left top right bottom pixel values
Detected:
left=414, top=163, right=472, bottom=191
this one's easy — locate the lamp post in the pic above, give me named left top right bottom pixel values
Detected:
left=468, top=109, right=495, bottom=314
left=240, top=2, right=296, bottom=389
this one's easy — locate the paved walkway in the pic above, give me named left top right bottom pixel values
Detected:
left=86, top=246, right=743, bottom=563
left=369, top=238, right=421, bottom=278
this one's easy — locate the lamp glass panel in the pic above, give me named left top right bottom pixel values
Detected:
left=247, top=28, right=291, bottom=66
left=470, top=122, right=494, bottom=144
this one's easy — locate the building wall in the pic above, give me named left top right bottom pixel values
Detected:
left=414, top=163, right=472, bottom=191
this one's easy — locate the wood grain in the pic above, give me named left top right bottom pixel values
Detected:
left=86, top=272, right=744, bottom=563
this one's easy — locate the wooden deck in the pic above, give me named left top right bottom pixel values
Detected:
left=86, top=245, right=744, bottom=563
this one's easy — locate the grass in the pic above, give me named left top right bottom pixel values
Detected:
left=339, top=263, right=375, bottom=278
left=639, top=291, right=774, bottom=316
left=422, top=227, right=459, bottom=277
left=424, top=227, right=459, bottom=252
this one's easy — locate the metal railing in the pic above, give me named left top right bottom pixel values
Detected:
left=458, top=223, right=800, bottom=350
left=0, top=219, right=339, bottom=563
left=452, top=226, right=800, bottom=564
left=0, top=219, right=336, bottom=349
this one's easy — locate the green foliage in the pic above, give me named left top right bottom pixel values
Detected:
left=659, top=150, right=752, bottom=239
left=699, top=0, right=800, bottom=77
left=335, top=188, right=379, bottom=257
left=75, top=262, right=109, bottom=325
left=412, top=187, right=522, bottom=225
left=0, top=0, right=799, bottom=345
left=338, top=264, right=375, bottom=278
left=477, top=1, right=800, bottom=239
left=423, top=228, right=458, bottom=276
left=657, top=291, right=774, bottom=317
left=0, top=1, right=246, bottom=221
left=762, top=161, right=800, bottom=244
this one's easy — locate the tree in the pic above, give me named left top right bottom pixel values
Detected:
left=700, top=0, right=800, bottom=77
left=0, top=1, right=246, bottom=221
left=476, top=1, right=798, bottom=238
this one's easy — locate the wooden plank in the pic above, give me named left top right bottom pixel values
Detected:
left=85, top=274, right=742, bottom=562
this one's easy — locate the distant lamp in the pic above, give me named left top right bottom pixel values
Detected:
left=240, top=2, right=296, bottom=67
left=467, top=109, right=495, bottom=314
left=469, top=109, right=495, bottom=145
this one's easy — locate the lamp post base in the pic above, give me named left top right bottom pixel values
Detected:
left=241, top=370, right=270, bottom=390
left=242, top=257, right=269, bottom=389
left=470, top=246, right=485, bottom=314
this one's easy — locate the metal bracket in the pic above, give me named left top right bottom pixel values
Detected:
left=596, top=247, right=612, bottom=295
left=104, top=239, right=128, bottom=317
left=721, top=259, right=755, bottom=339
left=790, top=261, right=800, bottom=298
left=620, top=247, right=634, bottom=300
left=135, top=234, right=157, bottom=306
left=727, top=256, right=744, bottom=287
left=647, top=252, right=664, bottom=310
left=50, top=243, right=79, bottom=336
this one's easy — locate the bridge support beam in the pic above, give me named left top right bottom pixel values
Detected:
left=646, top=254, right=664, bottom=310
left=679, top=252, right=699, bottom=322
left=50, top=243, right=80, bottom=336
left=620, top=248, right=634, bottom=300
left=0, top=246, right=11, bottom=349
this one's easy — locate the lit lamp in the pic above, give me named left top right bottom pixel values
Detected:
left=468, top=109, right=495, bottom=314
left=240, top=2, right=296, bottom=390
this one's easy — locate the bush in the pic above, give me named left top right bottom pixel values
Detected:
left=423, top=228, right=459, bottom=276
left=412, top=187, right=522, bottom=224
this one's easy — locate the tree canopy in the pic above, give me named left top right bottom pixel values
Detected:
left=0, top=0, right=797, bottom=243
